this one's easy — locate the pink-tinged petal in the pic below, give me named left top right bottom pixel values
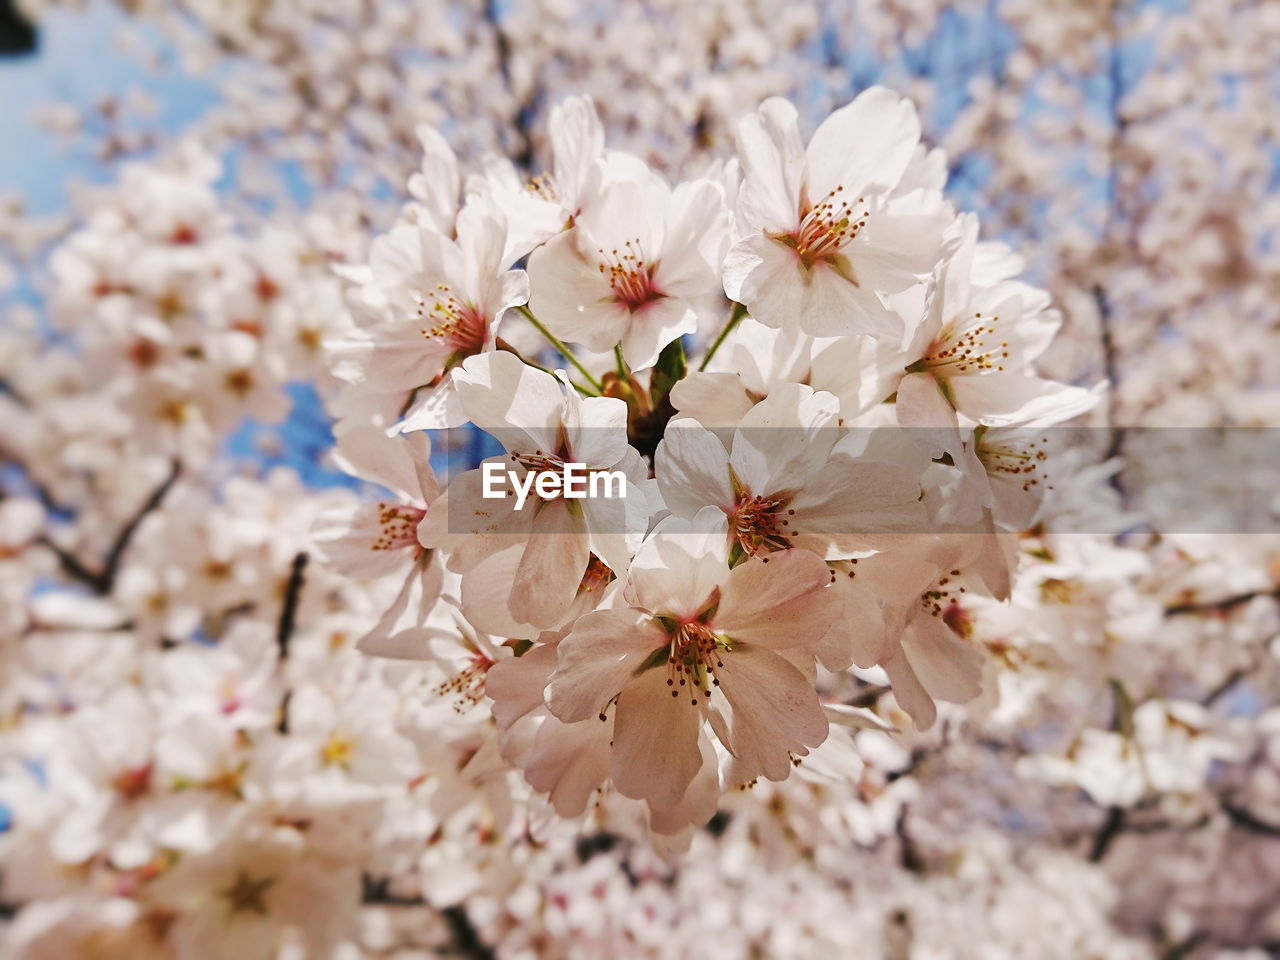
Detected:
left=396, top=377, right=468, bottom=432
left=527, top=230, right=631, bottom=351
left=525, top=714, right=613, bottom=818
left=658, top=179, right=727, bottom=296
left=311, top=502, right=419, bottom=580
left=734, top=97, right=806, bottom=232
left=626, top=509, right=730, bottom=618
left=881, top=646, right=937, bottom=730
left=549, top=96, right=604, bottom=212
left=509, top=500, right=591, bottom=629
left=546, top=608, right=667, bottom=723
left=794, top=265, right=903, bottom=339
left=332, top=427, right=426, bottom=499
left=488, top=269, right=531, bottom=332
left=655, top=419, right=734, bottom=519
left=407, top=124, right=460, bottom=229
left=485, top=643, right=560, bottom=730
left=610, top=667, right=706, bottom=808
left=826, top=572, right=889, bottom=669
left=456, top=204, right=510, bottom=290
left=417, top=464, right=534, bottom=557
left=669, top=372, right=756, bottom=429
left=461, top=546, right=538, bottom=639
left=949, top=373, right=1098, bottom=426
left=648, top=732, right=720, bottom=834
left=619, top=298, right=698, bottom=373
left=894, top=371, right=960, bottom=432
left=721, top=233, right=801, bottom=325
left=562, top=389, right=629, bottom=468
left=355, top=567, right=425, bottom=658
left=805, top=86, right=921, bottom=198
left=713, top=549, right=838, bottom=649
left=452, top=351, right=564, bottom=454
left=710, top=643, right=828, bottom=782
left=329, top=328, right=454, bottom=392
left=848, top=210, right=951, bottom=293
left=787, top=456, right=927, bottom=551
left=901, top=614, right=985, bottom=705
left=729, top=383, right=840, bottom=495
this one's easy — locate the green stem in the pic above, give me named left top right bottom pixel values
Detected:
left=515, top=304, right=603, bottom=393
left=698, top=302, right=748, bottom=372
left=613, top=344, right=629, bottom=380
left=495, top=338, right=555, bottom=377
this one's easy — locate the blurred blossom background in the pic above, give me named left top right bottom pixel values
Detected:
left=1, top=1, right=1279, bottom=958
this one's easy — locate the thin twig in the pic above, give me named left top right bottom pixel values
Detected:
left=276, top=552, right=309, bottom=661
left=514, top=305, right=602, bottom=392
left=100, top=459, right=181, bottom=592
left=496, top=338, right=594, bottom=396
left=1165, top=586, right=1280, bottom=617
left=1090, top=805, right=1126, bottom=862
left=698, top=302, right=747, bottom=372
left=442, top=906, right=497, bottom=960
left=1222, top=801, right=1280, bottom=837
left=37, top=459, right=180, bottom=594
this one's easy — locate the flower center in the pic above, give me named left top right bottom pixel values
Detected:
left=920, top=569, right=973, bottom=636
left=665, top=620, right=729, bottom=706
left=416, top=283, right=487, bottom=356
left=525, top=171, right=558, bottom=202
left=112, top=763, right=153, bottom=801
left=729, top=488, right=795, bottom=556
left=222, top=872, right=274, bottom=916
left=321, top=731, right=357, bottom=769
left=781, top=186, right=867, bottom=269
left=435, top=654, right=495, bottom=713
left=917, top=312, right=1009, bottom=376
left=597, top=238, right=666, bottom=312
left=976, top=431, right=1051, bottom=493
left=577, top=554, right=615, bottom=596
left=373, top=502, right=427, bottom=553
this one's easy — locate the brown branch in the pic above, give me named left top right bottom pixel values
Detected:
left=276, top=552, right=309, bottom=661
left=1089, top=804, right=1126, bottom=862
left=441, top=906, right=496, bottom=960
left=1165, top=586, right=1280, bottom=617
left=360, top=873, right=425, bottom=907
left=274, top=552, right=308, bottom=736
left=1222, top=801, right=1280, bottom=838
left=36, top=459, right=180, bottom=594
left=101, top=459, right=181, bottom=591
left=895, top=806, right=925, bottom=873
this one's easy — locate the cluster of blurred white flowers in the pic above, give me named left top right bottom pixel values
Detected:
left=2, top=1, right=1279, bottom=958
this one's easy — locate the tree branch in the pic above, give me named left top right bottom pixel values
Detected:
left=1165, top=586, right=1280, bottom=617
left=1222, top=801, right=1280, bottom=838
left=276, top=552, right=309, bottom=661
left=36, top=459, right=180, bottom=594
left=1090, top=805, right=1126, bottom=862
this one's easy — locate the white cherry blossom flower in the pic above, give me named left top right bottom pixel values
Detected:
left=419, top=351, right=654, bottom=630
left=528, top=173, right=728, bottom=370
left=724, top=88, right=954, bottom=338
left=330, top=203, right=528, bottom=431
left=657, top=383, right=927, bottom=564
left=545, top=509, right=841, bottom=822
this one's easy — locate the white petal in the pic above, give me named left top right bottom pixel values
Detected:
left=805, top=86, right=921, bottom=198
left=546, top=608, right=666, bottom=723
left=610, top=667, right=706, bottom=808
left=711, top=643, right=828, bottom=782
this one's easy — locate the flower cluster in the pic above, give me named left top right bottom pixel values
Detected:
left=4, top=1, right=1280, bottom=955
left=324, top=90, right=1095, bottom=839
